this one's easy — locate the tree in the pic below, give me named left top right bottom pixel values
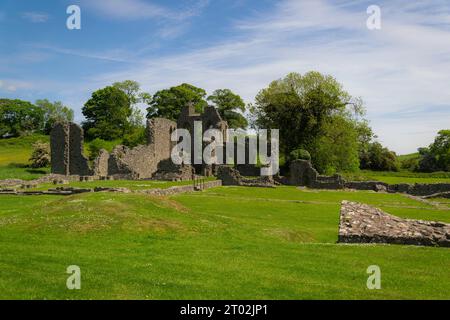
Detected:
left=250, top=71, right=365, bottom=173
left=251, top=72, right=357, bottom=158
left=360, top=142, right=399, bottom=171
left=0, top=99, right=44, bottom=137
left=418, top=130, right=450, bottom=172
left=113, top=80, right=142, bottom=107
left=146, top=83, right=208, bottom=121
left=113, top=80, right=148, bottom=147
left=35, top=99, right=74, bottom=134
left=82, top=86, right=131, bottom=141
left=207, top=89, right=248, bottom=129
left=311, top=115, right=360, bottom=174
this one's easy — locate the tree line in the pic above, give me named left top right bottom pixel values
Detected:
left=1, top=72, right=448, bottom=173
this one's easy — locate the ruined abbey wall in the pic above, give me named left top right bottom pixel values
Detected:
left=50, top=122, right=90, bottom=176
left=50, top=106, right=226, bottom=180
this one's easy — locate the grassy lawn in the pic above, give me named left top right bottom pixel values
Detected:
left=343, top=170, right=450, bottom=184
left=0, top=186, right=448, bottom=300
left=29, top=177, right=216, bottom=191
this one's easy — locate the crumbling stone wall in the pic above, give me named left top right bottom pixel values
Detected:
left=287, top=160, right=450, bottom=196
left=152, top=159, right=194, bottom=181
left=107, top=145, right=154, bottom=179
left=289, top=160, right=344, bottom=189
left=50, top=123, right=70, bottom=175
left=94, top=118, right=177, bottom=179
left=217, top=166, right=275, bottom=187
left=147, top=117, right=177, bottom=161
left=338, top=201, right=450, bottom=247
left=92, top=149, right=109, bottom=177
left=50, top=122, right=91, bottom=176
left=344, top=181, right=450, bottom=196
left=68, top=123, right=91, bottom=176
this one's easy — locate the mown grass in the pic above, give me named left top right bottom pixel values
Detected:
left=343, top=170, right=450, bottom=184
left=0, top=186, right=449, bottom=300
left=30, top=177, right=216, bottom=191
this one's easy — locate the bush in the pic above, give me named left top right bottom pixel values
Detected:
left=123, top=127, right=146, bottom=148
left=29, top=141, right=50, bottom=168
left=289, top=149, right=311, bottom=161
left=87, top=138, right=113, bottom=161
left=400, top=157, right=419, bottom=171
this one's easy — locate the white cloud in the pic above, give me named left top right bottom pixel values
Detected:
left=21, top=12, right=49, bottom=23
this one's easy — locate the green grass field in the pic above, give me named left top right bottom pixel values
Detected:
left=343, top=170, right=450, bottom=184
left=0, top=135, right=50, bottom=180
left=0, top=186, right=449, bottom=300
left=1, top=136, right=450, bottom=299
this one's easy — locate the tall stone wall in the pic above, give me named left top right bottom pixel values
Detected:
left=68, top=123, right=91, bottom=176
left=147, top=118, right=177, bottom=163
left=50, top=123, right=70, bottom=175
left=50, top=122, right=91, bottom=176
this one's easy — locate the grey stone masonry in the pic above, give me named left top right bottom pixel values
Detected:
left=338, top=201, right=450, bottom=247
left=50, top=122, right=70, bottom=175
left=50, top=122, right=90, bottom=176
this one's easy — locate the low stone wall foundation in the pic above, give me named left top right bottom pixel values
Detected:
left=338, top=201, right=450, bottom=247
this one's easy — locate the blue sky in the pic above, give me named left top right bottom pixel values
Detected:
left=1, top=0, right=450, bottom=154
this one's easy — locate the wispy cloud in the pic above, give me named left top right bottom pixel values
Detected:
left=21, top=12, right=49, bottom=23
left=30, top=44, right=132, bottom=63
left=8, top=0, right=450, bottom=154
left=0, top=79, right=32, bottom=92
left=87, top=0, right=450, bottom=153
left=83, top=0, right=209, bottom=21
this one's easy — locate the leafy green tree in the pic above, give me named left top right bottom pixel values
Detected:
left=418, top=130, right=450, bottom=172
left=146, top=83, right=207, bottom=121
left=112, top=80, right=149, bottom=147
left=360, top=142, right=399, bottom=171
left=289, top=149, right=311, bottom=161
left=82, top=86, right=131, bottom=141
left=35, top=99, right=74, bottom=134
left=0, top=99, right=45, bottom=137
left=113, top=80, right=142, bottom=106
left=207, top=89, right=248, bottom=129
left=311, top=115, right=360, bottom=174
left=251, top=71, right=365, bottom=173
left=251, top=72, right=357, bottom=158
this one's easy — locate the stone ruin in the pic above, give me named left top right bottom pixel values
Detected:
left=338, top=201, right=450, bottom=247
left=216, top=166, right=275, bottom=187
left=50, top=105, right=246, bottom=181
left=288, top=159, right=450, bottom=197
left=51, top=122, right=91, bottom=176
left=51, top=117, right=181, bottom=180
left=49, top=107, right=450, bottom=195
